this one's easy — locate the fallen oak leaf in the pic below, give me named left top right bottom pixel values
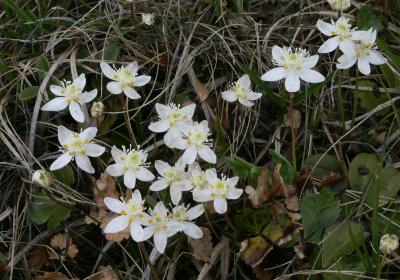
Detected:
left=271, top=164, right=287, bottom=198
left=27, top=245, right=49, bottom=271
left=188, top=227, right=213, bottom=262
left=49, top=233, right=78, bottom=260
left=284, top=185, right=299, bottom=211
left=94, top=172, right=118, bottom=208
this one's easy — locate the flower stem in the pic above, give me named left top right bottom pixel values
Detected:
left=138, top=242, right=160, bottom=280
left=337, top=69, right=345, bottom=131
left=376, top=254, right=386, bottom=279
left=351, top=69, right=360, bottom=129
left=130, top=3, right=146, bottom=51
left=289, top=93, right=297, bottom=173
left=120, top=95, right=138, bottom=148
left=204, top=204, right=220, bottom=239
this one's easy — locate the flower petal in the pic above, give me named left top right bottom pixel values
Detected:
left=349, top=30, right=365, bottom=41
left=165, top=221, right=184, bottom=237
left=271, top=46, right=285, bottom=64
left=318, top=37, right=339, bottom=53
left=226, top=188, right=243, bottom=199
left=106, top=164, right=125, bottom=177
left=123, top=85, right=141, bottom=99
left=198, top=146, right=216, bottom=164
left=140, top=226, right=155, bottom=241
left=261, top=67, right=286, bottom=82
left=126, top=62, right=138, bottom=74
left=183, top=223, right=203, bottom=239
left=246, top=91, right=262, bottom=101
left=154, top=230, right=167, bottom=253
left=77, top=89, right=97, bottom=104
left=58, top=125, right=74, bottom=146
left=75, top=153, right=94, bottom=173
left=124, top=169, right=137, bottom=189
left=153, top=201, right=168, bottom=216
left=227, top=176, right=239, bottom=187
left=180, top=103, right=196, bottom=119
left=41, top=97, right=69, bottom=111
left=164, top=127, right=181, bottom=148
left=297, top=69, right=325, bottom=83
left=154, top=160, right=171, bottom=175
left=73, top=73, right=86, bottom=90
left=238, top=97, right=253, bottom=107
left=358, top=56, right=371, bottom=75
left=301, top=55, right=319, bottom=68
left=107, top=81, right=122, bottom=94
left=205, top=168, right=218, bottom=185
left=368, top=51, right=387, bottom=65
left=193, top=189, right=213, bottom=202
left=337, top=54, right=357, bottom=69
left=104, top=197, right=126, bottom=213
left=85, top=143, right=105, bottom=157
left=111, top=146, right=125, bottom=161
left=155, top=103, right=169, bottom=116
left=136, top=167, right=155, bottom=182
left=170, top=187, right=182, bottom=205
left=148, top=120, right=169, bottom=133
left=149, top=178, right=168, bottom=191
left=50, top=85, right=66, bottom=96
left=285, top=72, right=300, bottom=92
left=180, top=146, right=198, bottom=164
left=186, top=204, right=204, bottom=220
left=130, top=221, right=144, bottom=242
left=104, top=215, right=129, bottom=233
left=134, top=75, right=151, bottom=86
left=221, top=90, right=237, bottom=102
left=316, top=20, right=335, bottom=36
left=100, top=62, right=117, bottom=80
left=69, top=101, right=84, bottom=123
left=50, top=153, right=73, bottom=171
left=80, top=127, right=97, bottom=141
left=237, top=74, right=251, bottom=88
left=213, top=196, right=227, bottom=214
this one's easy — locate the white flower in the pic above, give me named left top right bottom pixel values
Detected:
left=141, top=13, right=155, bottom=26
left=221, top=75, right=262, bottom=107
left=148, top=103, right=196, bottom=148
left=193, top=169, right=242, bottom=214
left=188, top=162, right=209, bottom=198
left=327, top=0, right=351, bottom=11
left=91, top=101, right=105, bottom=118
left=106, top=146, right=155, bottom=189
left=317, top=17, right=365, bottom=54
left=149, top=160, right=192, bottom=205
left=261, top=46, right=325, bottom=92
left=170, top=204, right=204, bottom=239
left=50, top=126, right=105, bottom=173
left=337, top=28, right=387, bottom=75
left=140, top=202, right=184, bottom=253
left=41, top=74, right=97, bottom=123
left=103, top=190, right=150, bottom=242
left=380, top=234, right=399, bottom=255
left=175, top=120, right=216, bottom=164
left=100, top=62, right=151, bottom=99
left=32, top=170, right=53, bottom=187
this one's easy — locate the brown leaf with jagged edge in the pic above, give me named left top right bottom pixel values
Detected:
left=269, top=201, right=301, bottom=222
left=49, top=233, right=78, bottom=260
left=284, top=185, right=299, bottom=211
left=283, top=108, right=301, bottom=129
left=88, top=265, right=118, bottom=280
left=293, top=169, right=313, bottom=192
left=245, top=168, right=269, bottom=208
left=95, top=172, right=118, bottom=208
left=188, top=227, right=213, bottom=262
left=294, top=241, right=313, bottom=259
left=100, top=214, right=129, bottom=243
left=263, top=214, right=303, bottom=246
left=85, top=208, right=107, bottom=225
left=34, top=272, right=75, bottom=280
left=319, top=172, right=347, bottom=196
left=27, top=245, right=49, bottom=270
left=240, top=236, right=273, bottom=268
left=271, top=164, right=287, bottom=198
left=187, top=66, right=210, bottom=102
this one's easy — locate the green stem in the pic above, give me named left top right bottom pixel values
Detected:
left=289, top=93, right=297, bottom=173
left=204, top=204, right=220, bottom=239
left=351, top=69, right=360, bottom=129
left=120, top=95, right=137, bottom=148
left=337, top=69, right=345, bottom=131
left=376, top=254, right=386, bottom=279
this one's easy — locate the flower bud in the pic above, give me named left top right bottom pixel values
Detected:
left=91, top=102, right=105, bottom=118
left=380, top=234, right=399, bottom=255
left=141, top=13, right=155, bottom=26
left=32, top=170, right=53, bottom=187
left=327, top=0, right=351, bottom=11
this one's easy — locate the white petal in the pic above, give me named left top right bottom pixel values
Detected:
left=80, top=127, right=97, bottom=141
left=154, top=160, right=171, bottom=175
left=175, top=157, right=187, bottom=171
left=165, top=221, right=184, bottom=237
left=247, top=91, right=262, bottom=101
left=349, top=30, right=365, bottom=41
left=261, top=67, right=286, bottom=82
left=368, top=51, right=387, bottom=65
left=127, top=62, right=138, bottom=74
left=226, top=188, right=243, bottom=199
left=106, top=81, right=122, bottom=94
left=337, top=54, right=357, bottom=69
left=104, top=197, right=126, bottom=213
left=149, top=178, right=168, bottom=191
left=358, top=56, right=371, bottom=75
left=221, top=90, right=237, bottom=102
left=130, top=221, right=144, bottom=242
left=41, top=97, right=69, bottom=111
left=69, top=101, right=84, bottom=123
left=227, top=176, right=239, bottom=187
left=123, top=85, right=141, bottom=99
left=106, top=164, right=125, bottom=177
left=50, top=153, right=73, bottom=171
left=75, top=153, right=94, bottom=173
left=140, top=226, right=155, bottom=241
left=132, top=189, right=142, bottom=202
left=136, top=167, right=155, bottom=182
left=318, top=37, right=339, bottom=53
left=271, top=46, right=285, bottom=64
left=301, top=55, right=319, bottom=68
left=154, top=230, right=167, bottom=253
left=316, top=20, right=335, bottom=36
left=73, top=73, right=86, bottom=90
left=77, top=89, right=97, bottom=104
left=50, top=85, right=66, bottom=96
left=170, top=187, right=182, bottom=205
left=104, top=215, right=129, bottom=233
left=205, top=169, right=218, bottom=185
left=124, top=169, right=137, bottom=189
left=297, top=69, right=325, bottom=83
left=180, top=103, right=196, bottom=119
left=338, top=38, right=355, bottom=54
left=164, top=127, right=181, bottom=148
left=100, top=62, right=117, bottom=80
left=134, top=75, right=151, bottom=86
left=180, top=146, right=198, bottom=164
left=155, top=103, right=169, bottom=116
left=214, top=197, right=227, bottom=214
left=153, top=201, right=168, bottom=216
left=237, top=74, right=251, bottom=88
left=186, top=204, right=204, bottom=220
left=198, top=146, right=216, bottom=164
left=238, top=97, right=254, bottom=107
left=340, top=42, right=357, bottom=56
left=85, top=143, right=105, bottom=157
left=111, top=146, right=125, bottom=161
left=183, top=223, right=203, bottom=239
left=148, top=120, right=169, bottom=133
left=193, top=189, right=213, bottom=202
left=58, top=125, right=74, bottom=146
left=285, top=72, right=300, bottom=92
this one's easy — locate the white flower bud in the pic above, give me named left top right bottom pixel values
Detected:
left=141, top=13, right=155, bottom=26
left=380, top=234, right=399, bottom=255
left=327, top=0, right=351, bottom=11
left=90, top=102, right=105, bottom=118
left=32, top=170, right=53, bottom=187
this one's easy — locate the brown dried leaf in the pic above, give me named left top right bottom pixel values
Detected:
left=269, top=201, right=301, bottom=222
left=85, top=208, right=107, bottom=225
left=204, top=200, right=216, bottom=214
left=252, top=265, right=274, bottom=280
left=283, top=108, right=301, bottom=129
left=294, top=241, right=313, bottom=259
left=100, top=214, right=129, bottom=242
left=284, top=185, right=299, bottom=211
left=272, top=164, right=287, bottom=198
left=187, top=66, right=210, bottom=102
left=245, top=168, right=269, bottom=208
left=27, top=245, right=49, bottom=271
left=49, top=233, right=78, bottom=259
left=240, top=236, right=273, bottom=268
left=88, top=265, right=118, bottom=280
left=188, top=227, right=213, bottom=262
left=94, top=172, right=118, bottom=208
left=293, top=169, right=313, bottom=192
left=34, top=272, right=73, bottom=280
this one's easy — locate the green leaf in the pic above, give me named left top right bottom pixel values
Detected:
left=97, top=42, right=120, bottom=61
left=355, top=81, right=389, bottom=117
left=357, top=5, right=384, bottom=32
left=268, top=149, right=294, bottom=184
left=376, top=38, right=400, bottom=70
left=348, top=153, right=379, bottom=191
left=18, top=86, right=39, bottom=101
left=322, top=221, right=367, bottom=268
left=235, top=208, right=269, bottom=233
left=300, top=188, right=340, bottom=244
left=35, top=56, right=50, bottom=80
left=0, top=59, right=15, bottom=82
left=303, top=153, right=343, bottom=180
left=225, top=156, right=261, bottom=187
left=380, top=64, right=400, bottom=88
left=28, top=191, right=71, bottom=229
left=365, top=166, right=400, bottom=206
left=52, top=165, right=75, bottom=187
left=322, top=256, right=365, bottom=280
left=3, top=0, right=37, bottom=22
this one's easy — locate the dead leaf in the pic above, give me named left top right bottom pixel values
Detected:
left=27, top=245, right=49, bottom=271
left=294, top=241, right=313, bottom=259
left=85, top=208, right=107, bottom=225
left=269, top=201, right=301, bottom=222
left=263, top=215, right=303, bottom=246
left=100, top=214, right=129, bottom=242
left=252, top=264, right=274, bottom=280
left=187, top=66, right=210, bottom=102
left=49, top=233, right=78, bottom=260
left=88, top=265, right=118, bottom=280
left=94, top=172, right=118, bottom=208
left=283, top=108, right=301, bottom=129
left=284, top=185, right=299, bottom=211
left=188, top=227, right=213, bottom=262
left=240, top=236, right=273, bottom=268
left=271, top=164, right=287, bottom=198
left=293, top=169, right=313, bottom=192
left=204, top=200, right=216, bottom=214
left=245, top=168, right=269, bottom=208
left=34, top=272, right=72, bottom=280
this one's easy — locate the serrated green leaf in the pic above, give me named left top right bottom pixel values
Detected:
left=300, top=188, right=340, bottom=244
left=235, top=208, right=269, bottom=233
left=35, top=56, right=50, bottom=80
left=322, top=221, right=367, bottom=268
left=19, top=86, right=39, bottom=101
left=53, top=165, right=75, bottom=187
left=268, top=149, right=294, bottom=185
left=303, top=153, right=343, bottom=180
left=97, top=42, right=120, bottom=61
